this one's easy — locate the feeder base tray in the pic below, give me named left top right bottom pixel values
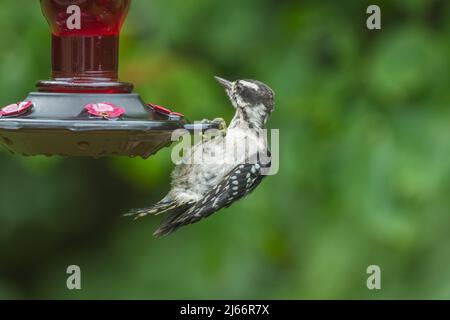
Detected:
left=0, top=129, right=175, bottom=158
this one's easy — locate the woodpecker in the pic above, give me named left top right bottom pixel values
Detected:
left=127, top=76, right=275, bottom=237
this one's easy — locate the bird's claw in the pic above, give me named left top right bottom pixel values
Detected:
left=200, top=118, right=227, bottom=131
left=213, top=118, right=227, bottom=131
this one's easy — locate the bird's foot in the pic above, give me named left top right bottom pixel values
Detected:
left=200, top=118, right=227, bottom=131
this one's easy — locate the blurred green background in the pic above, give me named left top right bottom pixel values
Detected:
left=0, top=0, right=450, bottom=299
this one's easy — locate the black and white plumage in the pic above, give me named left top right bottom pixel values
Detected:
left=127, top=77, right=275, bottom=237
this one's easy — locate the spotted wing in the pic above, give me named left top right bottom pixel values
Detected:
left=154, top=160, right=270, bottom=237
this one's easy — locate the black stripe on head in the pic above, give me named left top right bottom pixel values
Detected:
left=236, top=80, right=275, bottom=111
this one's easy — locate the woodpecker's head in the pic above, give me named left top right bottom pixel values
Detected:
left=215, top=76, right=275, bottom=128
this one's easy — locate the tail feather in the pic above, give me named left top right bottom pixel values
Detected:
left=125, top=199, right=196, bottom=237
left=153, top=204, right=194, bottom=237
left=124, top=197, right=195, bottom=237
left=125, top=199, right=178, bottom=219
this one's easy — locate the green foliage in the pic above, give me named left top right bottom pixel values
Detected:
left=0, top=0, right=449, bottom=299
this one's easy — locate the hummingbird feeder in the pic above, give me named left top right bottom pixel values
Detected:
left=0, top=0, right=215, bottom=158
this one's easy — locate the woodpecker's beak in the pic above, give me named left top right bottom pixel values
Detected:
left=215, top=76, right=233, bottom=91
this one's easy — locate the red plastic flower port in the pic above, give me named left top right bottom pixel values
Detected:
left=148, top=103, right=172, bottom=115
left=85, top=102, right=125, bottom=119
left=147, top=103, right=184, bottom=118
left=0, top=101, right=33, bottom=117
